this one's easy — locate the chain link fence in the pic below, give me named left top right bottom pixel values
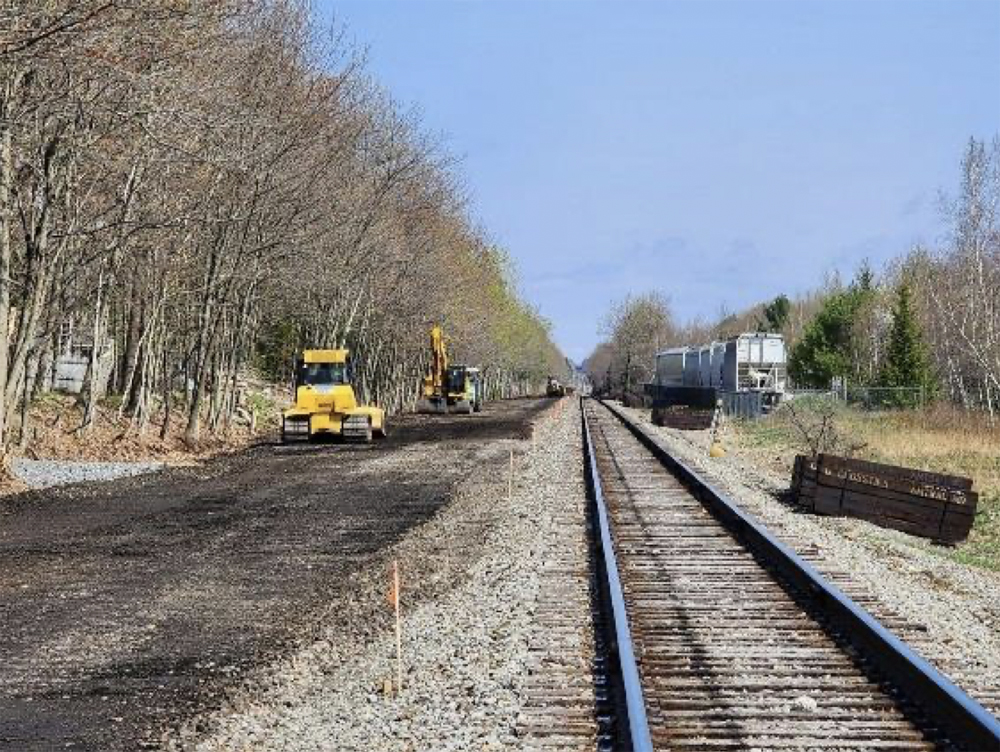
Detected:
left=787, top=386, right=926, bottom=410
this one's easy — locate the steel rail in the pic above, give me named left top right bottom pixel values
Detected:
left=598, top=397, right=1000, bottom=751
left=581, top=399, right=654, bottom=752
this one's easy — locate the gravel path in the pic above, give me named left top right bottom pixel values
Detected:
left=616, top=402, right=1000, bottom=714
left=517, top=400, right=596, bottom=751
left=10, top=458, right=164, bottom=489
left=0, top=400, right=552, bottom=751
left=178, top=399, right=596, bottom=751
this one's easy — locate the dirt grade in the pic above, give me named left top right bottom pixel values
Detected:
left=0, top=399, right=554, bottom=750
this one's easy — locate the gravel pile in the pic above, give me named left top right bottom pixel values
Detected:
left=11, top=458, right=164, bottom=489
left=616, top=402, right=1000, bottom=713
left=174, top=399, right=593, bottom=751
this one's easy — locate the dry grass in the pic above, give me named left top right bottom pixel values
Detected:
left=731, top=400, right=1000, bottom=571
left=0, top=392, right=281, bottom=495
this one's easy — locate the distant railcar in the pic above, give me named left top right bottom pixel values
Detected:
left=652, top=332, right=787, bottom=416
left=654, top=347, right=688, bottom=387
left=721, top=333, right=786, bottom=392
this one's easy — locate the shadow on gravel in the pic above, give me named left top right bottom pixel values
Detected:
left=771, top=485, right=807, bottom=511
left=263, top=398, right=554, bottom=450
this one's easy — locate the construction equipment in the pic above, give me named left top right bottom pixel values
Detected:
left=546, top=376, right=566, bottom=397
left=445, top=364, right=483, bottom=413
left=417, top=325, right=483, bottom=414
left=281, top=349, right=387, bottom=443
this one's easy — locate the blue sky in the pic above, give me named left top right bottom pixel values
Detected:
left=314, top=0, right=1000, bottom=362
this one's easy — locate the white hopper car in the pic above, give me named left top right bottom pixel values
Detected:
left=655, top=333, right=787, bottom=393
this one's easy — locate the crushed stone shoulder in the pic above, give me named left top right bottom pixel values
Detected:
left=179, top=399, right=597, bottom=751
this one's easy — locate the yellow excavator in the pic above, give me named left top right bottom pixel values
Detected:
left=281, top=349, right=387, bottom=443
left=417, top=325, right=483, bottom=414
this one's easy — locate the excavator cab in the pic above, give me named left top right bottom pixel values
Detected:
left=446, top=365, right=483, bottom=414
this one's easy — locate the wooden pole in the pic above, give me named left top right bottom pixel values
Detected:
left=394, top=559, right=402, bottom=694
left=508, top=449, right=514, bottom=502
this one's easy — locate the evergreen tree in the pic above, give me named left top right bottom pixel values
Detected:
left=759, top=294, right=790, bottom=332
left=788, top=269, right=877, bottom=388
left=878, top=282, right=935, bottom=407
left=854, top=260, right=875, bottom=293
left=788, top=291, right=857, bottom=387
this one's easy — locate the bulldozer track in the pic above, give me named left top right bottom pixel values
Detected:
left=581, top=398, right=1000, bottom=751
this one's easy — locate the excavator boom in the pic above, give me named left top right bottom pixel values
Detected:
left=426, top=325, right=448, bottom=398
left=417, top=325, right=483, bottom=414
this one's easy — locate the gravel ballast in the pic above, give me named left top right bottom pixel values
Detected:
left=616, top=402, right=1000, bottom=713
left=10, top=458, right=164, bottom=489
left=178, top=399, right=596, bottom=751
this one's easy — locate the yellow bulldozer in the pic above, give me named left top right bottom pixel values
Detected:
left=281, top=349, right=387, bottom=443
left=417, top=325, right=483, bottom=414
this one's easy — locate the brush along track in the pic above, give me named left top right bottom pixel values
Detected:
left=583, top=399, right=1000, bottom=751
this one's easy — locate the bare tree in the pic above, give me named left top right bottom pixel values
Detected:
left=600, top=292, right=675, bottom=397
left=0, top=0, right=566, bottom=455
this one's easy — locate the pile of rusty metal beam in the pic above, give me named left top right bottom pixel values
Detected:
left=792, top=453, right=978, bottom=544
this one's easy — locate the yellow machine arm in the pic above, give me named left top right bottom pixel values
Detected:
left=417, top=324, right=483, bottom=414
left=424, top=324, right=449, bottom=398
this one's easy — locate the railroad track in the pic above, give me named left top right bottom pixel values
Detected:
left=581, top=398, right=1000, bottom=751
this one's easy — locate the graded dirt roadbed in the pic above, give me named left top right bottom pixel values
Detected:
left=0, top=399, right=552, bottom=751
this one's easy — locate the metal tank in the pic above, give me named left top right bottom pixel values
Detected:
left=721, top=333, right=787, bottom=392
left=683, top=348, right=702, bottom=386
left=654, top=347, right=688, bottom=386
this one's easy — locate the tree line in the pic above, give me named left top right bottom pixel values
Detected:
left=0, top=1, right=566, bottom=451
left=585, top=137, right=1000, bottom=417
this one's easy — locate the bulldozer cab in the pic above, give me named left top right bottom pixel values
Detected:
left=297, top=360, right=349, bottom=390
left=294, top=350, right=352, bottom=392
